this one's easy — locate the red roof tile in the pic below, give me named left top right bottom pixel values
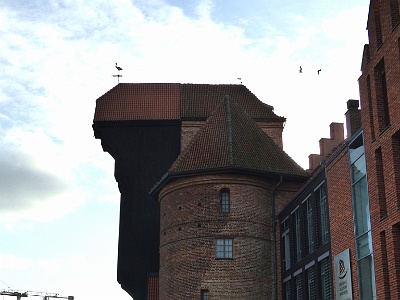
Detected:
left=180, top=84, right=282, bottom=120
left=150, top=97, right=308, bottom=196
left=93, top=83, right=283, bottom=122
left=94, top=83, right=180, bottom=121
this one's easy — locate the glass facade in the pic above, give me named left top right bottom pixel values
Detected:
left=349, top=133, right=377, bottom=299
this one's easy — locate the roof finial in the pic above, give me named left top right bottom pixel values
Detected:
left=112, top=63, right=123, bottom=84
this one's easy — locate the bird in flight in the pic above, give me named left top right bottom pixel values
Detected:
left=115, top=63, right=123, bottom=71
left=317, top=69, right=321, bottom=75
left=299, top=66, right=303, bottom=73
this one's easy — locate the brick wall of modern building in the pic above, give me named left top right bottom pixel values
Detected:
left=325, top=146, right=359, bottom=300
left=358, top=0, right=400, bottom=298
left=157, top=173, right=302, bottom=299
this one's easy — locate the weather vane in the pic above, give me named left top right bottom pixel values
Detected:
left=113, top=63, right=123, bottom=84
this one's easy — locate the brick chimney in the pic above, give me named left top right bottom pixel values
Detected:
left=345, top=99, right=361, bottom=138
left=308, top=123, right=344, bottom=172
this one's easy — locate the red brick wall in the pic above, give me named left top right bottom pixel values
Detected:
left=158, top=174, right=274, bottom=299
left=326, top=148, right=359, bottom=300
left=358, top=0, right=400, bottom=298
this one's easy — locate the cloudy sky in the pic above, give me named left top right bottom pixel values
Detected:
left=0, top=0, right=369, bottom=299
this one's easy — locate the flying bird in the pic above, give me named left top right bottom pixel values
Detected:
left=299, top=66, right=303, bottom=73
left=115, top=63, right=123, bottom=71
left=317, top=69, right=321, bottom=75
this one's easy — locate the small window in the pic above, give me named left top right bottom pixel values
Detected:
left=374, top=59, right=390, bottom=131
left=220, top=189, right=230, bottom=213
left=201, top=289, right=209, bottom=300
left=216, top=239, right=233, bottom=259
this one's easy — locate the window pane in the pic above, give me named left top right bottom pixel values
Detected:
left=358, top=255, right=376, bottom=299
left=349, top=134, right=364, bottom=163
left=216, top=239, right=224, bottom=258
left=319, top=186, right=329, bottom=245
left=320, top=258, right=332, bottom=300
left=216, top=239, right=233, bottom=259
left=306, top=198, right=314, bottom=254
left=353, top=176, right=370, bottom=236
left=296, top=275, right=303, bottom=300
left=307, top=267, right=316, bottom=300
left=225, top=239, right=232, bottom=258
left=351, top=156, right=366, bottom=183
left=283, top=233, right=291, bottom=270
left=294, top=210, right=301, bottom=262
left=201, top=290, right=209, bottom=300
left=221, top=190, right=230, bottom=213
left=285, top=280, right=291, bottom=300
left=356, top=232, right=372, bottom=259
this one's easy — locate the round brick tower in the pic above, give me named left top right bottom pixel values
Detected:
left=158, top=173, right=274, bottom=299
left=150, top=97, right=308, bottom=299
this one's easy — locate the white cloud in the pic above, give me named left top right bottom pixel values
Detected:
left=0, top=253, right=33, bottom=270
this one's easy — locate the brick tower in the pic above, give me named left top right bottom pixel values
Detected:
left=150, top=97, right=308, bottom=299
left=93, top=84, right=302, bottom=299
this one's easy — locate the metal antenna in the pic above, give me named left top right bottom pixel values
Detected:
left=113, top=63, right=123, bottom=84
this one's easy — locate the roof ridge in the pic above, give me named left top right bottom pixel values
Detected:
left=224, top=96, right=234, bottom=166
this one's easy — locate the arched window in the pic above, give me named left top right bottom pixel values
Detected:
left=220, top=189, right=230, bottom=213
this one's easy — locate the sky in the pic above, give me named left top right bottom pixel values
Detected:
left=0, top=0, right=370, bottom=299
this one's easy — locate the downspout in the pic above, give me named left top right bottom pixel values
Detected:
left=272, top=175, right=283, bottom=300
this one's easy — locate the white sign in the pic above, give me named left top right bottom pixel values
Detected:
left=334, top=249, right=353, bottom=300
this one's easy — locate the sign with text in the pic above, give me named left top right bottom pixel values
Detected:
left=334, top=249, right=353, bottom=300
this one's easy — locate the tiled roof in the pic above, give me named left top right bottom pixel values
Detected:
left=180, top=84, right=283, bottom=120
left=151, top=97, right=307, bottom=194
left=93, top=83, right=283, bottom=122
left=94, top=83, right=181, bottom=121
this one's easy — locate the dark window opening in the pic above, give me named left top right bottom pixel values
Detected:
left=317, top=184, right=329, bottom=247
left=380, top=231, right=391, bottom=298
left=292, top=209, right=302, bottom=263
left=220, top=189, right=230, bottom=213
left=201, top=289, right=209, bottom=300
left=392, top=223, right=400, bottom=296
left=367, top=76, right=376, bottom=140
left=306, top=267, right=316, bottom=300
left=372, top=1, right=383, bottom=48
left=375, top=147, right=387, bottom=218
left=303, top=197, right=314, bottom=255
left=374, top=59, right=390, bottom=131
left=393, top=131, right=400, bottom=208
left=390, top=0, right=400, bottom=29
left=284, top=280, right=291, bottom=300
left=319, top=258, right=333, bottom=299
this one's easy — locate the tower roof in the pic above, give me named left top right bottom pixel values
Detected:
left=151, top=96, right=308, bottom=196
left=93, top=83, right=284, bottom=122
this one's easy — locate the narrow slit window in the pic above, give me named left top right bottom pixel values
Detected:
left=221, top=189, right=230, bottom=213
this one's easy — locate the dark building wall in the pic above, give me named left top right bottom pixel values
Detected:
left=277, top=169, right=333, bottom=300
left=93, top=121, right=181, bottom=300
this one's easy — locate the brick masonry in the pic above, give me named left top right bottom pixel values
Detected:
left=358, top=0, right=400, bottom=298
left=158, top=173, right=302, bottom=299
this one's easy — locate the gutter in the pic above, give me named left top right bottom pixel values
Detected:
left=272, top=175, right=283, bottom=300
